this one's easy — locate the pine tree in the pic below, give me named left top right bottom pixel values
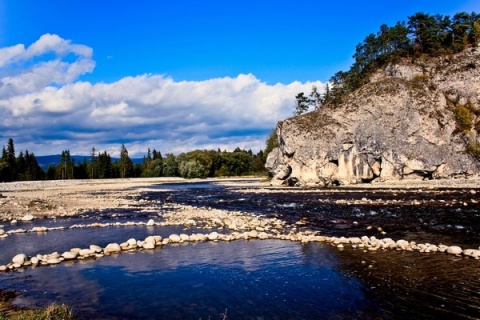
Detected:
left=6, top=138, right=16, bottom=181
left=119, top=144, right=132, bottom=178
left=309, top=85, right=322, bottom=110
left=294, top=92, right=310, bottom=115
left=90, top=147, right=97, bottom=179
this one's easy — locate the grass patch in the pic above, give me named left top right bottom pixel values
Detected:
left=0, top=304, right=74, bottom=320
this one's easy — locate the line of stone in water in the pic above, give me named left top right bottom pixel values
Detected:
left=1, top=204, right=479, bottom=272
left=1, top=226, right=479, bottom=273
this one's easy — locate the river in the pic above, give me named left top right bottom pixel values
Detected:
left=0, top=180, right=479, bottom=319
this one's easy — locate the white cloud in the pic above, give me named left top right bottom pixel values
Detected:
left=0, top=44, right=25, bottom=67
left=0, top=34, right=324, bottom=157
left=0, top=33, right=95, bottom=98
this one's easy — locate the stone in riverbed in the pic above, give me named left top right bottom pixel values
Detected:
left=12, top=254, right=27, bottom=265
left=0, top=265, right=7, bottom=272
left=127, top=238, right=137, bottom=247
left=143, top=242, right=155, bottom=249
left=30, top=257, right=39, bottom=265
left=258, top=232, right=269, bottom=240
left=463, top=249, right=480, bottom=259
left=180, top=234, right=190, bottom=242
left=169, top=234, right=181, bottom=243
left=144, top=236, right=156, bottom=244
left=79, top=248, right=95, bottom=257
left=104, top=243, right=122, bottom=254
left=446, top=246, right=463, bottom=255
left=47, top=258, right=62, bottom=265
left=186, top=219, right=196, bottom=226
left=248, top=230, right=258, bottom=238
left=21, top=214, right=34, bottom=221
left=62, top=251, right=78, bottom=260
left=207, top=232, right=219, bottom=241
left=153, top=235, right=162, bottom=244
left=146, top=219, right=155, bottom=226
left=143, top=236, right=156, bottom=249
left=48, top=252, right=60, bottom=259
left=90, top=245, right=103, bottom=253
left=31, top=226, right=48, bottom=233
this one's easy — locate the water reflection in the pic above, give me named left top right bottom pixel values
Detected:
left=2, top=240, right=370, bottom=320
left=0, top=225, right=199, bottom=264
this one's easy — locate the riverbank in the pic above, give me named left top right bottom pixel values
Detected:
left=0, top=178, right=189, bottom=221
left=1, top=176, right=479, bottom=222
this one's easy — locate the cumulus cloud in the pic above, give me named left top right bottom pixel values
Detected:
left=0, top=34, right=94, bottom=98
left=0, top=34, right=324, bottom=157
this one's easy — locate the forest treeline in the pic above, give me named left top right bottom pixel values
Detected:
left=0, top=138, right=271, bottom=182
left=295, top=11, right=480, bottom=113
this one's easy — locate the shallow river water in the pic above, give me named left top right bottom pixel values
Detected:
left=0, top=181, right=479, bottom=319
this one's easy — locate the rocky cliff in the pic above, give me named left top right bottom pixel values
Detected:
left=267, top=49, right=480, bottom=186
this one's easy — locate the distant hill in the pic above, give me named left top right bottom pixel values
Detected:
left=36, top=155, right=144, bottom=170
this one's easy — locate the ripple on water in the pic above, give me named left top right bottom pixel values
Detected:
left=2, top=240, right=372, bottom=320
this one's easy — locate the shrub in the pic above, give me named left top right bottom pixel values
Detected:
left=465, top=62, right=476, bottom=70
left=466, top=141, right=480, bottom=160
left=454, top=105, right=473, bottom=131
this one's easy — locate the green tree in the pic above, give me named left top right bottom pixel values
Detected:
left=16, top=151, right=26, bottom=181
left=1, top=146, right=8, bottom=181
left=163, top=153, right=178, bottom=177
left=46, top=165, right=57, bottom=180
left=90, top=147, right=97, bottom=179
left=179, top=159, right=206, bottom=178
left=466, top=12, right=480, bottom=45
left=452, top=12, right=471, bottom=51
left=294, top=92, right=310, bottom=115
left=22, top=151, right=44, bottom=181
left=6, top=138, right=16, bottom=181
left=97, top=151, right=113, bottom=178
left=58, top=150, right=74, bottom=179
left=119, top=144, right=133, bottom=178
left=142, top=148, right=164, bottom=177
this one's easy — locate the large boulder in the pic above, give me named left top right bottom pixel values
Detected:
left=267, top=50, right=480, bottom=186
left=12, top=253, right=27, bottom=265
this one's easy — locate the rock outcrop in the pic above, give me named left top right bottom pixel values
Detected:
left=267, top=50, right=480, bottom=186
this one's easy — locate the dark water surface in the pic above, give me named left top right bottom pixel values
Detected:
left=150, top=182, right=480, bottom=246
left=0, top=181, right=479, bottom=319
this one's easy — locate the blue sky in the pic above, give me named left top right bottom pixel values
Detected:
left=0, top=0, right=478, bottom=156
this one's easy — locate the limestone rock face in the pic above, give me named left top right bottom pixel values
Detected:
left=267, top=50, right=480, bottom=186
